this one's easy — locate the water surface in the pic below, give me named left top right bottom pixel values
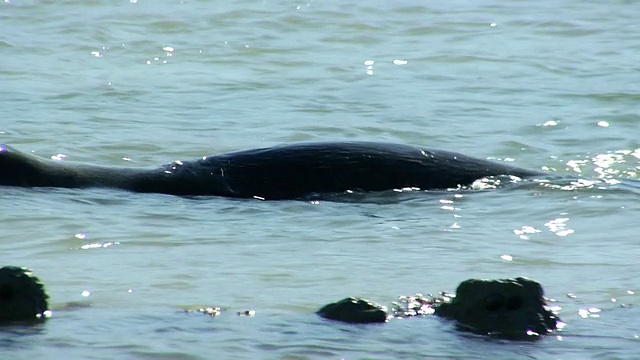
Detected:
left=1, top=0, right=639, bottom=358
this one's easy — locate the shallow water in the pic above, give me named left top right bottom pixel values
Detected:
left=1, top=0, right=640, bottom=358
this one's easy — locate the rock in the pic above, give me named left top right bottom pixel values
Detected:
left=183, top=307, right=256, bottom=317
left=434, top=277, right=559, bottom=340
left=184, top=307, right=222, bottom=317
left=317, top=297, right=388, bottom=324
left=236, top=310, right=255, bottom=317
left=0, top=266, right=50, bottom=322
left=390, top=294, right=438, bottom=318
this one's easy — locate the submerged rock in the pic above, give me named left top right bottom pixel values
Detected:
left=435, top=277, right=559, bottom=340
left=183, top=307, right=256, bottom=318
left=0, top=266, right=50, bottom=322
left=184, top=307, right=222, bottom=317
left=317, top=297, right=388, bottom=324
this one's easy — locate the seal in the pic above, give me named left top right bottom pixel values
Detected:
left=0, top=142, right=541, bottom=200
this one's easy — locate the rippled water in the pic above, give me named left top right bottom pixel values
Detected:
left=1, top=0, right=640, bottom=359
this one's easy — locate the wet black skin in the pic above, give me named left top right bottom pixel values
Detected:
left=0, top=142, right=542, bottom=200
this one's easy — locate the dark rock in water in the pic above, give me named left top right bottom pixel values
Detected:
left=0, top=266, right=50, bottom=322
left=317, top=297, right=389, bottom=324
left=434, top=277, right=559, bottom=340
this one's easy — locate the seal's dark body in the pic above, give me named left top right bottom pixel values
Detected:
left=0, top=142, right=541, bottom=200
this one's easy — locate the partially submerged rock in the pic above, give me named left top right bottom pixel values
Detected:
left=317, top=278, right=560, bottom=340
left=0, top=266, right=50, bottom=322
left=184, top=307, right=222, bottom=317
left=183, top=307, right=256, bottom=317
left=390, top=294, right=439, bottom=318
left=2, top=266, right=558, bottom=342
left=435, top=277, right=559, bottom=340
left=317, top=297, right=388, bottom=324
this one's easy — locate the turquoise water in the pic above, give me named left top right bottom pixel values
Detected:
left=1, top=0, right=640, bottom=358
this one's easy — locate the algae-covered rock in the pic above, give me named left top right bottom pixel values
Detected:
left=435, top=277, right=559, bottom=339
left=0, top=266, right=50, bottom=322
left=317, top=297, right=388, bottom=324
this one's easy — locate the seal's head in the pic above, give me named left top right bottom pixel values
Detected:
left=0, top=145, right=49, bottom=187
left=0, top=266, right=50, bottom=322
